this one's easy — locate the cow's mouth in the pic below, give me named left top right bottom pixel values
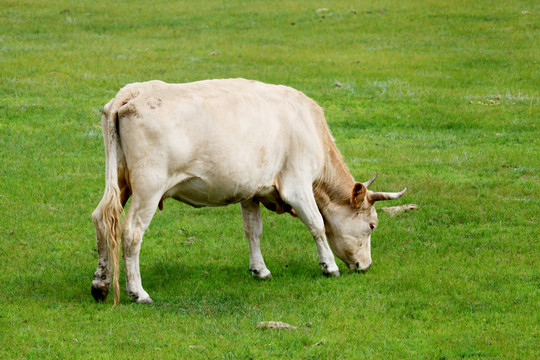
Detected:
left=351, top=261, right=371, bottom=273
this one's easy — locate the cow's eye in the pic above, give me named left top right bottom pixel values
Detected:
left=369, top=224, right=375, bottom=231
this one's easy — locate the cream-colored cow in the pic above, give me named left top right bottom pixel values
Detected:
left=91, top=79, right=406, bottom=305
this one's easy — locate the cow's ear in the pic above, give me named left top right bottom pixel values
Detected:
left=351, top=182, right=366, bottom=207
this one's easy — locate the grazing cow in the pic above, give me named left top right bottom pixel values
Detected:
left=91, top=79, right=406, bottom=305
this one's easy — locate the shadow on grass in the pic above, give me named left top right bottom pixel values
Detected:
left=8, top=252, right=355, bottom=310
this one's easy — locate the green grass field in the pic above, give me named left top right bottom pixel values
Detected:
left=1, top=0, right=538, bottom=358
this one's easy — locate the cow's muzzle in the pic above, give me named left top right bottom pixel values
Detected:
left=353, top=261, right=372, bottom=273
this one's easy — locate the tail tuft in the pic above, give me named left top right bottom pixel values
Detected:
left=103, top=185, right=122, bottom=306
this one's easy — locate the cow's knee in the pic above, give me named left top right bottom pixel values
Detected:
left=92, top=206, right=101, bottom=221
left=92, top=207, right=103, bottom=229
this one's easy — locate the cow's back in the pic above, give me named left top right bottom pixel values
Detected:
left=115, top=79, right=328, bottom=206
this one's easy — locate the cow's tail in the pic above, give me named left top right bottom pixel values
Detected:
left=101, top=99, right=123, bottom=307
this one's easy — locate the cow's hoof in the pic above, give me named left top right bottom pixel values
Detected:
left=137, top=297, right=154, bottom=304
left=127, top=290, right=153, bottom=304
left=251, top=268, right=272, bottom=280
left=321, top=263, right=340, bottom=277
left=91, top=283, right=109, bottom=302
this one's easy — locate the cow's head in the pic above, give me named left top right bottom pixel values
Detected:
left=324, top=173, right=406, bottom=272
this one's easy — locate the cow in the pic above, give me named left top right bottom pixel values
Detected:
left=91, top=79, right=406, bottom=305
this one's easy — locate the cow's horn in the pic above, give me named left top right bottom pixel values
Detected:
left=368, top=188, right=407, bottom=203
left=362, top=173, right=379, bottom=188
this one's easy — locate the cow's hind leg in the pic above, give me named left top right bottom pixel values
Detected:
left=91, top=200, right=111, bottom=302
left=241, top=200, right=272, bottom=280
left=121, top=191, right=161, bottom=304
left=91, top=185, right=131, bottom=302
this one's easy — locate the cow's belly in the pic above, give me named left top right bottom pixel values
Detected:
left=163, top=175, right=270, bottom=208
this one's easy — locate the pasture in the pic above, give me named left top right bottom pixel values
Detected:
left=1, top=0, right=538, bottom=358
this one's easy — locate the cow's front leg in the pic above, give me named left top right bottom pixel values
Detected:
left=241, top=199, right=272, bottom=280
left=280, top=184, right=340, bottom=277
left=91, top=203, right=111, bottom=302
left=306, top=222, right=340, bottom=277
left=314, top=233, right=340, bottom=277
left=121, top=194, right=159, bottom=304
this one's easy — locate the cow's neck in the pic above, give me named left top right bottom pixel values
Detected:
left=313, top=136, right=355, bottom=212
